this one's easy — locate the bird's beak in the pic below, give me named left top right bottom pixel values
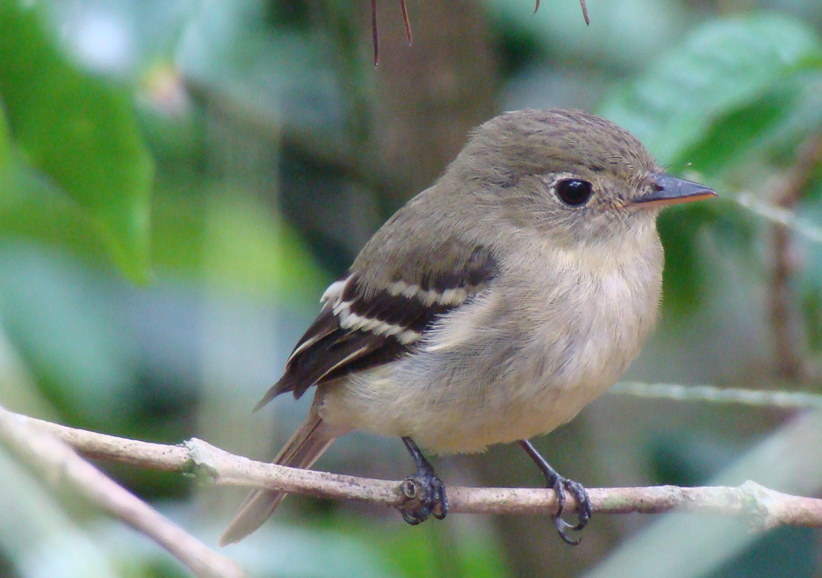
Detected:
left=631, top=174, right=717, bottom=209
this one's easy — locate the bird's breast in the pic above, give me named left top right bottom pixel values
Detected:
left=320, top=238, right=664, bottom=454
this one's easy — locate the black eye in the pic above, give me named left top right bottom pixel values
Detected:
left=556, top=179, right=593, bottom=206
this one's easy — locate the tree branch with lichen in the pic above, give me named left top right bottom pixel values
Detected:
left=0, top=405, right=245, bottom=578
left=4, top=403, right=822, bottom=557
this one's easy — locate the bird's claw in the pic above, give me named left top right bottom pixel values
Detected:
left=550, top=475, right=592, bottom=545
left=399, top=472, right=448, bottom=525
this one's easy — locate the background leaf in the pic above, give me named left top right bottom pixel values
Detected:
left=0, top=1, right=154, bottom=281
left=598, top=13, right=822, bottom=314
left=599, top=13, right=822, bottom=168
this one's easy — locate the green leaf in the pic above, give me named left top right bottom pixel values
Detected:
left=678, top=69, right=822, bottom=189
left=599, top=13, right=822, bottom=167
left=680, top=88, right=794, bottom=177
left=598, top=13, right=822, bottom=315
left=0, top=1, right=154, bottom=282
left=0, top=110, right=110, bottom=263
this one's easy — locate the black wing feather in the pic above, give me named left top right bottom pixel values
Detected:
left=254, top=246, right=497, bottom=410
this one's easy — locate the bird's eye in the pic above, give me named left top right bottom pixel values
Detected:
left=555, top=179, right=593, bottom=207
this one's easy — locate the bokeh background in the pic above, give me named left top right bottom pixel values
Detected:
left=2, top=0, right=822, bottom=577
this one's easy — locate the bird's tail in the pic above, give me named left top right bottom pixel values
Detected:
left=219, top=407, right=336, bottom=546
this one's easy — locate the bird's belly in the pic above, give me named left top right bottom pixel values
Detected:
left=320, top=329, right=636, bottom=455
left=320, top=260, right=660, bottom=454
left=413, top=378, right=609, bottom=454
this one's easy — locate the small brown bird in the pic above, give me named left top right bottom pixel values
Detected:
left=220, top=109, right=716, bottom=546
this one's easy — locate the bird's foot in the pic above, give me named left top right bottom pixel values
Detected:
left=518, top=439, right=592, bottom=545
left=547, top=473, right=592, bottom=545
left=399, top=437, right=449, bottom=525
left=399, top=470, right=448, bottom=524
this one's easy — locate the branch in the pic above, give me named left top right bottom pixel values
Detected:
left=609, top=381, right=822, bottom=409
left=0, top=406, right=245, bottom=578
left=8, top=409, right=822, bottom=532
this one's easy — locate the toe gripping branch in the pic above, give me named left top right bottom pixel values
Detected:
left=518, top=439, right=593, bottom=545
left=399, top=437, right=449, bottom=525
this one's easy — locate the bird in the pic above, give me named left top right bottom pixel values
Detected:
left=219, top=108, right=716, bottom=546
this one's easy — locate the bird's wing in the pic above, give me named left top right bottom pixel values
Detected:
left=254, top=244, right=497, bottom=409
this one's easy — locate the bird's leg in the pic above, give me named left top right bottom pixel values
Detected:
left=399, top=437, right=449, bottom=525
left=518, top=439, right=592, bottom=545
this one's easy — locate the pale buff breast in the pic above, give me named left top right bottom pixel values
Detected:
left=319, top=229, right=663, bottom=454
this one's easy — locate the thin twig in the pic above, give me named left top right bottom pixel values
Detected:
left=609, top=381, right=822, bottom=409
left=734, top=193, right=822, bottom=243
left=533, top=0, right=589, bottom=24
left=374, top=0, right=591, bottom=67
left=7, top=409, right=822, bottom=532
left=371, top=0, right=379, bottom=66
left=0, top=406, right=244, bottom=578
left=400, top=0, right=412, bottom=45
left=580, top=0, right=590, bottom=25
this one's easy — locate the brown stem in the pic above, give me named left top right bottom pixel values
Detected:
left=400, top=0, right=412, bottom=45
left=580, top=0, right=590, bottom=25
left=372, top=0, right=379, bottom=66
left=769, top=134, right=822, bottom=379
left=771, top=224, right=801, bottom=377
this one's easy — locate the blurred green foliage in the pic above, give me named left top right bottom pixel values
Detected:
left=600, top=14, right=822, bottom=170
left=0, top=1, right=153, bottom=282
left=599, top=13, right=822, bottom=313
left=1, top=1, right=822, bottom=577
